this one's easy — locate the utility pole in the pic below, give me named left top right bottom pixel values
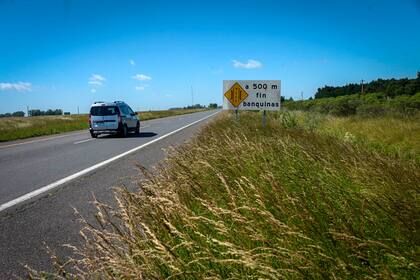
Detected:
left=26, top=105, right=29, bottom=117
left=191, top=85, right=194, bottom=108
left=301, top=91, right=304, bottom=101
left=361, top=79, right=364, bottom=94
left=77, top=106, right=79, bottom=115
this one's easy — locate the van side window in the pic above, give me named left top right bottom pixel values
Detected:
left=120, top=106, right=129, bottom=115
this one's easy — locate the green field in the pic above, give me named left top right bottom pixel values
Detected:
left=0, top=109, right=208, bottom=142
left=31, top=110, right=419, bottom=279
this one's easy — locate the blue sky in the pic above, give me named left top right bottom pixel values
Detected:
left=0, top=0, right=419, bottom=114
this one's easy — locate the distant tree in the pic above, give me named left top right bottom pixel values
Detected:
left=184, top=104, right=205, bottom=109
left=12, top=111, right=25, bottom=117
left=208, top=103, right=218, bottom=109
left=29, top=109, right=42, bottom=116
left=28, top=109, right=62, bottom=116
left=417, top=71, right=420, bottom=92
left=280, top=96, right=285, bottom=102
left=404, top=80, right=417, bottom=95
left=315, top=74, right=419, bottom=99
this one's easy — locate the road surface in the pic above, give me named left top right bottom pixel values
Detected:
left=0, top=110, right=219, bottom=278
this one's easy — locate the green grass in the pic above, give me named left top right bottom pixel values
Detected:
left=30, top=110, right=420, bottom=279
left=0, top=115, right=89, bottom=142
left=288, top=111, right=420, bottom=164
left=0, top=109, right=208, bottom=142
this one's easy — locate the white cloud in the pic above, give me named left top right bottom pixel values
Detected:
left=0, top=82, right=32, bottom=91
left=90, top=88, right=97, bottom=93
left=132, top=74, right=152, bottom=81
left=129, top=59, right=136, bottom=66
left=135, top=84, right=150, bottom=91
left=88, top=74, right=106, bottom=86
left=232, top=59, right=262, bottom=69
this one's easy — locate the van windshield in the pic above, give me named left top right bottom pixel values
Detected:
left=90, top=106, right=119, bottom=116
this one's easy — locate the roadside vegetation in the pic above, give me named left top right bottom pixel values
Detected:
left=284, top=73, right=420, bottom=118
left=315, top=113, right=420, bottom=164
left=314, top=72, right=419, bottom=99
left=0, top=108, right=209, bottom=142
left=30, top=110, right=419, bottom=279
left=0, top=115, right=88, bottom=142
left=284, top=92, right=420, bottom=117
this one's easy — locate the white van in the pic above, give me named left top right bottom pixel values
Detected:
left=89, top=101, right=140, bottom=138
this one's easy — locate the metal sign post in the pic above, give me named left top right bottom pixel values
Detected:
left=262, top=110, right=267, bottom=127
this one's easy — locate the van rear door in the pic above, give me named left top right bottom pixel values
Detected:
left=90, top=106, right=119, bottom=130
left=102, top=106, right=119, bottom=130
left=90, top=106, right=105, bottom=130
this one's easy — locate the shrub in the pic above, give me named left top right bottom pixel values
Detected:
left=284, top=92, right=420, bottom=117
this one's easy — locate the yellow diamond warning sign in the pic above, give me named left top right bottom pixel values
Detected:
left=224, top=82, right=249, bottom=107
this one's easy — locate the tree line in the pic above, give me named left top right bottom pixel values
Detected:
left=28, top=109, right=63, bottom=116
left=284, top=92, right=420, bottom=117
left=169, top=103, right=219, bottom=110
left=0, top=109, right=63, bottom=118
left=315, top=72, right=420, bottom=99
left=0, top=111, right=25, bottom=118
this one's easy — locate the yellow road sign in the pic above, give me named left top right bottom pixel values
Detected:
left=224, top=82, right=249, bottom=107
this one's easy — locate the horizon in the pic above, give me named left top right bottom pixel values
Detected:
left=1, top=0, right=419, bottom=114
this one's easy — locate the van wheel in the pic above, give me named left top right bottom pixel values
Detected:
left=135, top=122, right=140, bottom=134
left=90, top=131, right=97, bottom=138
left=120, top=125, right=128, bottom=137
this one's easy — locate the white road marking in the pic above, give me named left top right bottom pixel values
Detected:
left=0, top=131, right=87, bottom=149
left=0, top=111, right=219, bottom=212
left=141, top=125, right=150, bottom=128
left=73, top=139, right=94, bottom=145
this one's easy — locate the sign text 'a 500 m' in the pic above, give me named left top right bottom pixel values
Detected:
left=223, top=80, right=281, bottom=111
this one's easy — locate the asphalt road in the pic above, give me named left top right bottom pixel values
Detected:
left=0, top=110, right=219, bottom=278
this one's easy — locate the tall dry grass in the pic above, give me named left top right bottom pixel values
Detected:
left=29, top=111, right=419, bottom=279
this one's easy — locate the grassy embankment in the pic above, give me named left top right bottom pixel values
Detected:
left=31, top=110, right=419, bottom=279
left=0, top=108, right=207, bottom=142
